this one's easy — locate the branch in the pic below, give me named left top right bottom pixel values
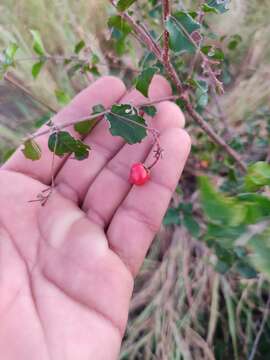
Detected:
left=26, top=95, right=179, bottom=141
left=162, top=0, right=170, bottom=64
left=110, top=1, right=247, bottom=172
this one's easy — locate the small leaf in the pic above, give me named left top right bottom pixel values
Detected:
left=74, top=119, right=97, bottom=135
left=73, top=140, right=91, bottom=160
left=74, top=104, right=105, bottom=135
left=5, top=43, right=19, bottom=62
left=3, top=148, right=16, bottom=162
left=135, top=67, right=158, bottom=97
left=22, top=139, right=42, bottom=161
left=207, top=0, right=230, bottom=13
left=32, top=60, right=45, bottom=79
left=30, top=30, right=46, bottom=56
left=245, top=162, right=270, bottom=192
left=141, top=105, right=157, bottom=117
left=105, top=104, right=147, bottom=144
left=163, top=207, right=181, bottom=226
left=48, top=131, right=90, bottom=160
left=92, top=104, right=106, bottom=114
left=202, top=4, right=219, bottom=13
left=116, top=0, right=137, bottom=11
left=165, top=12, right=201, bottom=53
left=183, top=213, right=200, bottom=237
left=74, top=40, right=85, bottom=54
left=34, top=112, right=53, bottom=128
left=108, top=15, right=132, bottom=35
left=55, top=89, right=71, bottom=106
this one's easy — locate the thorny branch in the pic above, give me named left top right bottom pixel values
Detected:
left=111, top=0, right=247, bottom=172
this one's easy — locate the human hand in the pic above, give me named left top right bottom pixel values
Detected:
left=0, top=75, right=190, bottom=359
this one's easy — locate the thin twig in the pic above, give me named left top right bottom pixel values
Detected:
left=162, top=0, right=170, bottom=64
left=25, top=95, right=179, bottom=141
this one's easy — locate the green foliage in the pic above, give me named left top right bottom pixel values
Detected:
left=207, top=0, right=230, bottom=13
left=30, top=30, right=46, bottom=56
left=0, top=42, right=19, bottom=79
left=32, top=60, right=45, bottom=79
left=74, top=40, right=85, bottom=54
left=116, top=0, right=137, bottom=11
left=105, top=104, right=147, bottom=144
left=165, top=12, right=201, bottom=53
left=55, top=89, right=71, bottom=106
left=22, top=139, right=42, bottom=161
left=107, top=15, right=132, bottom=55
left=135, top=67, right=158, bottom=97
left=141, top=105, right=157, bottom=117
left=199, top=176, right=270, bottom=278
left=48, top=131, right=90, bottom=160
left=74, top=104, right=105, bottom=135
left=245, top=161, right=270, bottom=192
left=163, top=202, right=200, bottom=237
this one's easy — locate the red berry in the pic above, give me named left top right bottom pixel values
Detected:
left=129, top=163, right=150, bottom=186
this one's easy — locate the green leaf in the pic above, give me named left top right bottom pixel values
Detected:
left=228, top=34, right=242, bottom=50
left=105, top=104, right=147, bottom=144
left=34, top=112, right=53, bottom=128
left=108, top=15, right=132, bottom=35
left=202, top=4, right=219, bottom=13
left=163, top=207, right=181, bottom=226
left=141, top=105, right=157, bottom=117
left=48, top=131, right=90, bottom=160
left=165, top=12, right=201, bottom=53
left=207, top=0, right=230, bottom=13
left=55, top=89, right=71, bottom=106
left=74, top=119, right=97, bottom=135
left=199, top=176, right=246, bottom=226
left=116, top=0, right=137, bottom=11
left=201, top=45, right=224, bottom=61
left=108, top=15, right=132, bottom=55
left=245, top=162, right=270, bottom=191
left=74, top=104, right=105, bottom=135
left=32, top=60, right=45, bottom=79
left=92, top=104, right=106, bottom=114
left=135, top=67, right=158, bottom=97
left=183, top=213, right=200, bottom=237
left=5, top=42, right=19, bottom=62
left=0, top=43, right=19, bottom=78
left=195, top=80, right=209, bottom=109
left=30, top=30, right=46, bottom=56
left=248, top=227, right=270, bottom=278
left=3, top=148, right=16, bottom=162
left=22, top=139, right=42, bottom=161
left=74, top=40, right=85, bottom=54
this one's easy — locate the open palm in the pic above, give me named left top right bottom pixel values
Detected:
left=0, top=76, right=190, bottom=359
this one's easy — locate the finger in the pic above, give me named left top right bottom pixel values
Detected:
left=107, top=128, right=191, bottom=276
left=3, top=76, right=126, bottom=184
left=54, top=75, right=172, bottom=202
left=82, top=101, right=185, bottom=228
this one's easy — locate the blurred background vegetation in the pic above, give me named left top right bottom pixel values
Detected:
left=1, top=0, right=270, bottom=359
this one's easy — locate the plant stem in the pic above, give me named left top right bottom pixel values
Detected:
left=162, top=0, right=170, bottom=64
left=25, top=95, right=178, bottom=141
left=110, top=1, right=247, bottom=172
